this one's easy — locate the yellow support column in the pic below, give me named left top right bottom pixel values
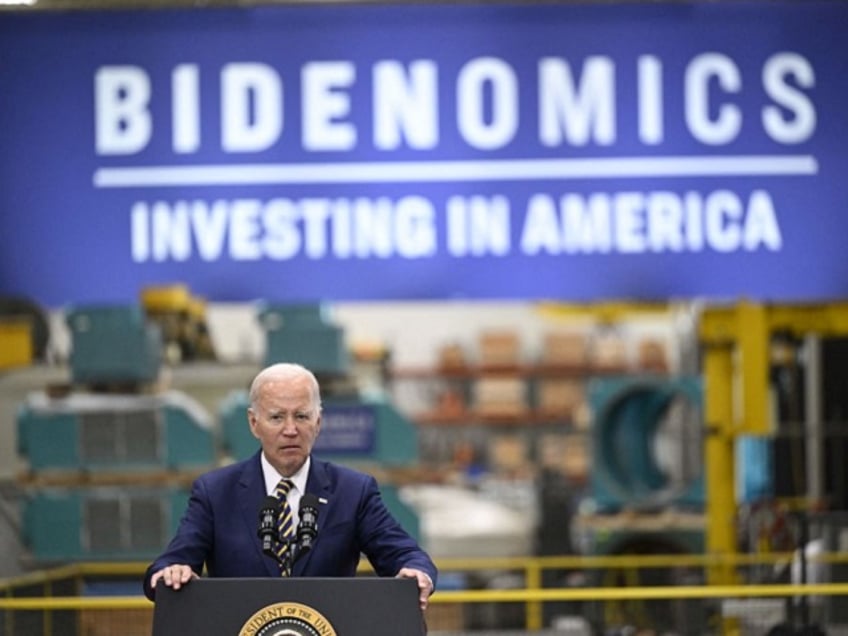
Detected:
left=736, top=302, right=770, bottom=435
left=699, top=301, right=848, bottom=596
left=703, top=341, right=739, bottom=585
left=525, top=561, right=543, bottom=631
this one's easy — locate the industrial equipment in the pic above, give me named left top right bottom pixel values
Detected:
left=589, top=375, right=704, bottom=513
left=65, top=304, right=163, bottom=388
left=17, top=391, right=216, bottom=473
left=16, top=302, right=217, bottom=564
left=16, top=389, right=217, bottom=563
left=257, top=303, right=349, bottom=377
left=141, top=284, right=216, bottom=363
left=22, top=486, right=189, bottom=562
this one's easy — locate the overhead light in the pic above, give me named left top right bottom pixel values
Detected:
left=0, top=0, right=37, bottom=5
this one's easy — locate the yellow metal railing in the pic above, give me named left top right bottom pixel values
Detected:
left=2, top=585, right=847, bottom=634
left=2, top=584, right=847, bottom=607
left=3, top=553, right=847, bottom=633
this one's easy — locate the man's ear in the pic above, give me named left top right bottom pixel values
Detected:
left=247, top=408, right=260, bottom=439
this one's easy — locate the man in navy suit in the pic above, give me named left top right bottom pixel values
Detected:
left=143, top=362, right=437, bottom=610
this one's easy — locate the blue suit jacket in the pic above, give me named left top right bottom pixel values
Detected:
left=143, top=452, right=437, bottom=600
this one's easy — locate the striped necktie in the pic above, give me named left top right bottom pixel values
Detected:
left=274, top=478, right=295, bottom=576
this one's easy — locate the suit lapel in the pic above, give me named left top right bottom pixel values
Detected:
left=291, top=457, right=332, bottom=576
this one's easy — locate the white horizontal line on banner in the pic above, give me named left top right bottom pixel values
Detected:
left=92, top=154, right=819, bottom=188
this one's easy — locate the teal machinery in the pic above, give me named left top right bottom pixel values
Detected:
left=17, top=304, right=216, bottom=562
left=586, top=375, right=705, bottom=556
left=65, top=303, right=164, bottom=388
left=580, top=376, right=706, bottom=633
left=257, top=303, right=350, bottom=375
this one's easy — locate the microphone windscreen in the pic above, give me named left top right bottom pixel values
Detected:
left=300, top=494, right=320, bottom=510
left=260, top=496, right=279, bottom=512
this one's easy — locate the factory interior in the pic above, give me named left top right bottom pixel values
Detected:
left=2, top=294, right=848, bottom=634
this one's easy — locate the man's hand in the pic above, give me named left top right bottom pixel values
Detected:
left=150, top=564, right=199, bottom=593
left=396, top=567, right=434, bottom=611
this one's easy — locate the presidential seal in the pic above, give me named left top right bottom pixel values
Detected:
left=238, top=602, right=338, bottom=636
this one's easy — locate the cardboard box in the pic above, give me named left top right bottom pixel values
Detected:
left=563, top=436, right=590, bottom=480
left=489, top=434, right=529, bottom=472
left=473, top=376, right=526, bottom=417
left=436, top=387, right=467, bottom=417
left=438, top=342, right=468, bottom=370
left=536, top=378, right=585, bottom=419
left=539, top=331, right=589, bottom=368
left=478, top=330, right=521, bottom=369
left=638, top=338, right=668, bottom=372
left=592, top=333, right=629, bottom=371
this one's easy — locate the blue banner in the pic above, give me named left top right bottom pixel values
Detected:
left=314, top=404, right=377, bottom=455
left=1, top=2, right=846, bottom=307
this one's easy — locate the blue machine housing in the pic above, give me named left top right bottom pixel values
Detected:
left=65, top=304, right=163, bottom=386
left=17, top=391, right=215, bottom=563
left=589, top=375, right=704, bottom=513
left=17, top=391, right=216, bottom=472
left=23, top=487, right=190, bottom=562
left=257, top=303, right=349, bottom=376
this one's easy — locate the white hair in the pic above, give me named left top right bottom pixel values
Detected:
left=248, top=363, right=322, bottom=412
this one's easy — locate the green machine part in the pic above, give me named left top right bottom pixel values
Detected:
left=22, top=487, right=190, bottom=562
left=17, top=407, right=79, bottom=470
left=589, top=375, right=704, bottom=513
left=65, top=304, right=163, bottom=385
left=580, top=373, right=707, bottom=622
left=17, top=392, right=217, bottom=472
left=257, top=303, right=350, bottom=376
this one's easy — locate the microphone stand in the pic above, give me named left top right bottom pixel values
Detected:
left=292, top=537, right=312, bottom=567
left=261, top=536, right=297, bottom=576
left=258, top=497, right=313, bottom=576
left=280, top=537, right=296, bottom=577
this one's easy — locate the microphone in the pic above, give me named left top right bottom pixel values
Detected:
left=295, top=494, right=320, bottom=558
left=257, top=496, right=279, bottom=557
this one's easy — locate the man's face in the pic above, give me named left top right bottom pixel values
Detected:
left=248, top=374, right=321, bottom=477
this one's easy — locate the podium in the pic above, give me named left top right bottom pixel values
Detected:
left=152, top=577, right=426, bottom=635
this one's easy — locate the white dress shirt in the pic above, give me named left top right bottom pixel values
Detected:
left=260, top=453, right=310, bottom=528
